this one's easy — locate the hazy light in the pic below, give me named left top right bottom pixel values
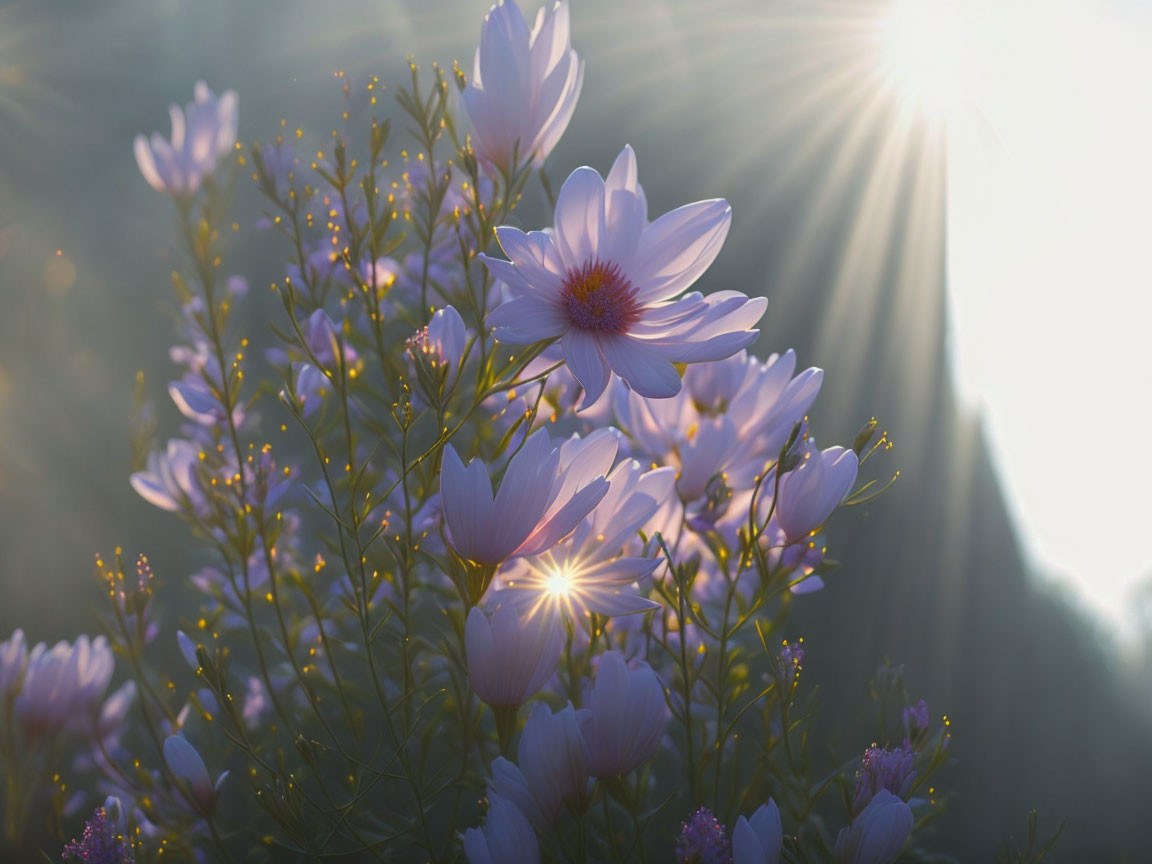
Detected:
left=881, top=0, right=1152, bottom=630
left=878, top=0, right=968, bottom=116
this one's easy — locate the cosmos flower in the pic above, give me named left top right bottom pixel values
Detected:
left=462, top=792, right=540, bottom=864
left=775, top=442, right=859, bottom=542
left=134, top=81, right=238, bottom=196
left=615, top=349, right=823, bottom=500
left=732, top=799, right=783, bottom=864
left=577, top=651, right=666, bottom=778
left=15, top=635, right=114, bottom=735
left=466, top=603, right=561, bottom=709
left=163, top=734, right=228, bottom=816
left=440, top=427, right=613, bottom=567
left=835, top=790, right=913, bottom=864
left=494, top=457, right=674, bottom=619
left=483, top=145, right=765, bottom=406
left=463, top=0, right=583, bottom=172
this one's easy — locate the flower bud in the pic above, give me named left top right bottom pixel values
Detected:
left=518, top=702, right=590, bottom=819
left=462, top=792, right=540, bottom=864
left=163, top=734, right=227, bottom=816
left=776, top=443, right=858, bottom=542
left=466, top=604, right=561, bottom=709
left=835, top=790, right=913, bottom=864
left=732, top=799, right=782, bottom=864
left=578, top=651, right=667, bottom=778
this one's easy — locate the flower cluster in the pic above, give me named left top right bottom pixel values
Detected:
left=0, top=1, right=1045, bottom=862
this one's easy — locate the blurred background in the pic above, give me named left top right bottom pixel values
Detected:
left=1, top=0, right=1149, bottom=859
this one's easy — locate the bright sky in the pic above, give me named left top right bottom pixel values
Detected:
left=887, top=0, right=1152, bottom=629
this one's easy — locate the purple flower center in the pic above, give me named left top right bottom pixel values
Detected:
left=562, top=259, right=641, bottom=333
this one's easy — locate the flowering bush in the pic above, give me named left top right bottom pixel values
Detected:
left=0, top=2, right=1060, bottom=862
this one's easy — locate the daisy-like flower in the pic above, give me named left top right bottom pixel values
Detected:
left=440, top=427, right=615, bottom=567
left=494, top=457, right=675, bottom=619
left=615, top=349, right=822, bottom=501
left=463, top=0, right=583, bottom=172
left=483, top=145, right=766, bottom=406
left=133, top=81, right=238, bottom=196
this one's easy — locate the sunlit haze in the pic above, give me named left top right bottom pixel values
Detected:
left=882, top=0, right=1152, bottom=629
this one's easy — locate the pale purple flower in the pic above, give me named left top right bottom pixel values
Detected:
left=130, top=439, right=204, bottom=514
left=614, top=350, right=821, bottom=501
left=487, top=702, right=589, bottom=829
left=775, top=443, right=858, bottom=542
left=440, top=427, right=612, bottom=567
left=407, top=305, right=468, bottom=394
left=903, top=699, right=931, bottom=742
left=732, top=799, right=783, bottom=864
left=285, top=362, right=328, bottom=418
left=577, top=651, right=666, bottom=777
left=303, top=308, right=359, bottom=372
left=16, top=635, right=114, bottom=735
left=163, top=734, right=227, bottom=816
left=494, top=456, right=673, bottom=618
left=483, top=145, right=765, bottom=406
left=462, top=792, right=540, bottom=864
left=62, top=805, right=134, bottom=864
left=466, top=604, right=561, bottom=709
left=95, top=681, right=137, bottom=743
left=134, top=81, right=238, bottom=196
left=242, top=676, right=269, bottom=728
left=835, top=790, right=913, bottom=864
left=517, top=702, right=590, bottom=819
left=168, top=372, right=243, bottom=428
left=0, top=628, right=28, bottom=699
left=463, top=0, right=583, bottom=172
left=675, top=807, right=729, bottom=864
left=852, top=745, right=916, bottom=814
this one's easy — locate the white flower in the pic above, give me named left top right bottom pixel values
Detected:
left=483, top=145, right=766, bottom=406
left=134, top=81, right=238, bottom=195
left=463, top=0, right=583, bottom=171
left=466, top=604, right=561, bottom=709
left=733, top=799, right=783, bottom=864
left=462, top=792, right=540, bottom=864
left=440, top=427, right=614, bottom=567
